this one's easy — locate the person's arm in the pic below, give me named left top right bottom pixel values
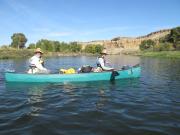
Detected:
left=35, top=63, right=47, bottom=71
left=33, top=57, right=47, bottom=71
left=99, top=58, right=113, bottom=71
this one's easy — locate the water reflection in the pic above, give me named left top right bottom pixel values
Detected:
left=5, top=83, right=48, bottom=117
left=27, top=85, right=45, bottom=117
left=1, top=56, right=180, bottom=135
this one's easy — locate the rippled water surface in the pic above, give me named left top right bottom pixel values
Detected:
left=0, top=55, right=180, bottom=135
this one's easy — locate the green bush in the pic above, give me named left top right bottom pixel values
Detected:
left=28, top=40, right=82, bottom=53
left=0, top=47, right=34, bottom=59
left=160, top=27, right=180, bottom=50
left=153, top=43, right=174, bottom=51
left=84, top=44, right=103, bottom=54
left=28, top=43, right=36, bottom=49
left=139, top=39, right=156, bottom=51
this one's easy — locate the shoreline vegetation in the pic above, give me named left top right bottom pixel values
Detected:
left=0, top=47, right=180, bottom=59
left=132, top=51, right=180, bottom=58
left=0, top=26, right=179, bottom=59
left=0, top=47, right=100, bottom=59
left=136, top=26, right=180, bottom=58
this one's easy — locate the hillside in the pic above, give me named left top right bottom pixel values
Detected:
left=78, top=29, right=171, bottom=54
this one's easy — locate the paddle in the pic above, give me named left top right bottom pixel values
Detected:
left=110, top=70, right=119, bottom=81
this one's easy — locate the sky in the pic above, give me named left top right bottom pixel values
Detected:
left=0, top=0, right=179, bottom=46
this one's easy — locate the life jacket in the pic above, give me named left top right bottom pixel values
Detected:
left=97, top=56, right=106, bottom=68
left=29, top=57, right=44, bottom=68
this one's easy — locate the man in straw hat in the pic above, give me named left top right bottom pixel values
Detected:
left=27, top=48, right=49, bottom=74
left=96, top=48, right=114, bottom=71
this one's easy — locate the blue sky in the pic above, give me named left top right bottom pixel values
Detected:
left=0, top=0, right=179, bottom=46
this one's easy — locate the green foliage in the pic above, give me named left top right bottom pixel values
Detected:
left=69, top=42, right=82, bottom=52
left=28, top=40, right=82, bottom=53
left=28, top=43, right=36, bottom=49
left=1, top=45, right=9, bottom=48
left=141, top=51, right=180, bottom=58
left=141, top=27, right=180, bottom=52
left=0, top=47, right=34, bottom=59
left=36, top=39, right=54, bottom=51
left=159, top=27, right=180, bottom=50
left=139, top=39, right=156, bottom=51
left=10, top=33, right=27, bottom=49
left=167, top=27, right=180, bottom=44
left=153, top=43, right=174, bottom=51
left=167, top=27, right=180, bottom=50
left=84, top=44, right=103, bottom=54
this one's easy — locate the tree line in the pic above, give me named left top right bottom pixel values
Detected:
left=2, top=33, right=103, bottom=54
left=28, top=39, right=103, bottom=53
left=140, top=27, right=180, bottom=51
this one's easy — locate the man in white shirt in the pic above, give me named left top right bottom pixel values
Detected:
left=97, top=49, right=114, bottom=71
left=27, top=48, right=49, bottom=74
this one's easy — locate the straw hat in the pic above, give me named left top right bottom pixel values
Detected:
left=34, top=48, right=43, bottom=54
left=101, top=49, right=108, bottom=55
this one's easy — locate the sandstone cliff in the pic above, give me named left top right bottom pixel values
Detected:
left=78, top=29, right=171, bottom=54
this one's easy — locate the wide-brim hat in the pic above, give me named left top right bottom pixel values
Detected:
left=100, top=49, right=108, bottom=55
left=34, top=48, right=43, bottom=54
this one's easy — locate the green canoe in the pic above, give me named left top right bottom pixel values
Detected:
left=5, top=65, right=141, bottom=83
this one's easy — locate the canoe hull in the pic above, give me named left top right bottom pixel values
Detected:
left=5, top=66, right=141, bottom=83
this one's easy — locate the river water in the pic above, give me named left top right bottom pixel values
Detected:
left=0, top=55, right=180, bottom=135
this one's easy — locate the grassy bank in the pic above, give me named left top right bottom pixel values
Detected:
left=0, top=48, right=98, bottom=59
left=139, top=51, right=180, bottom=58
left=0, top=48, right=34, bottom=59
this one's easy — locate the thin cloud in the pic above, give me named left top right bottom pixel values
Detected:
left=76, top=26, right=149, bottom=36
left=32, top=28, right=50, bottom=32
left=47, top=32, right=73, bottom=37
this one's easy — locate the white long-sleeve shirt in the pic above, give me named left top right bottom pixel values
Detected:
left=29, top=55, right=47, bottom=71
left=97, top=57, right=114, bottom=71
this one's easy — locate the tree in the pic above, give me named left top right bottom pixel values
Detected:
left=166, top=27, right=180, bottom=50
left=28, top=43, right=36, bottom=49
left=69, top=42, right=82, bottom=52
left=84, top=44, right=103, bottom=54
left=11, top=33, right=27, bottom=49
left=139, top=39, right=155, bottom=51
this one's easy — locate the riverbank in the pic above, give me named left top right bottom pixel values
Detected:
left=1, top=48, right=180, bottom=59
left=138, top=51, right=180, bottom=58
left=0, top=48, right=97, bottom=59
left=0, top=48, right=34, bottom=59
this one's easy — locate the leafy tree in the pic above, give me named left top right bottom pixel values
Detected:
left=11, top=33, right=27, bottom=49
left=28, top=43, right=36, bottom=49
left=153, top=43, right=174, bottom=51
left=160, top=27, right=180, bottom=50
left=27, top=39, right=105, bottom=54
left=139, top=39, right=156, bottom=51
left=69, top=42, right=82, bottom=52
left=84, top=44, right=103, bottom=54
left=166, top=27, right=180, bottom=50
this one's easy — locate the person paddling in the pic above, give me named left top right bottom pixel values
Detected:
left=27, top=48, right=49, bottom=74
left=96, top=49, right=114, bottom=71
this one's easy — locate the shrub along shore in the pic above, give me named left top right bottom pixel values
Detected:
left=1, top=47, right=180, bottom=59
left=128, top=51, right=180, bottom=59
left=1, top=26, right=179, bottom=59
left=138, top=26, right=180, bottom=58
left=0, top=47, right=100, bottom=59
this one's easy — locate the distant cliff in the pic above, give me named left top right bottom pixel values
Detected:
left=78, top=29, right=171, bottom=54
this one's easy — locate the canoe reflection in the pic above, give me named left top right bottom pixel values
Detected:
left=5, top=78, right=140, bottom=116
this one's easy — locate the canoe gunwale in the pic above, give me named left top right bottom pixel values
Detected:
left=5, top=65, right=141, bottom=82
left=5, top=64, right=140, bottom=75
